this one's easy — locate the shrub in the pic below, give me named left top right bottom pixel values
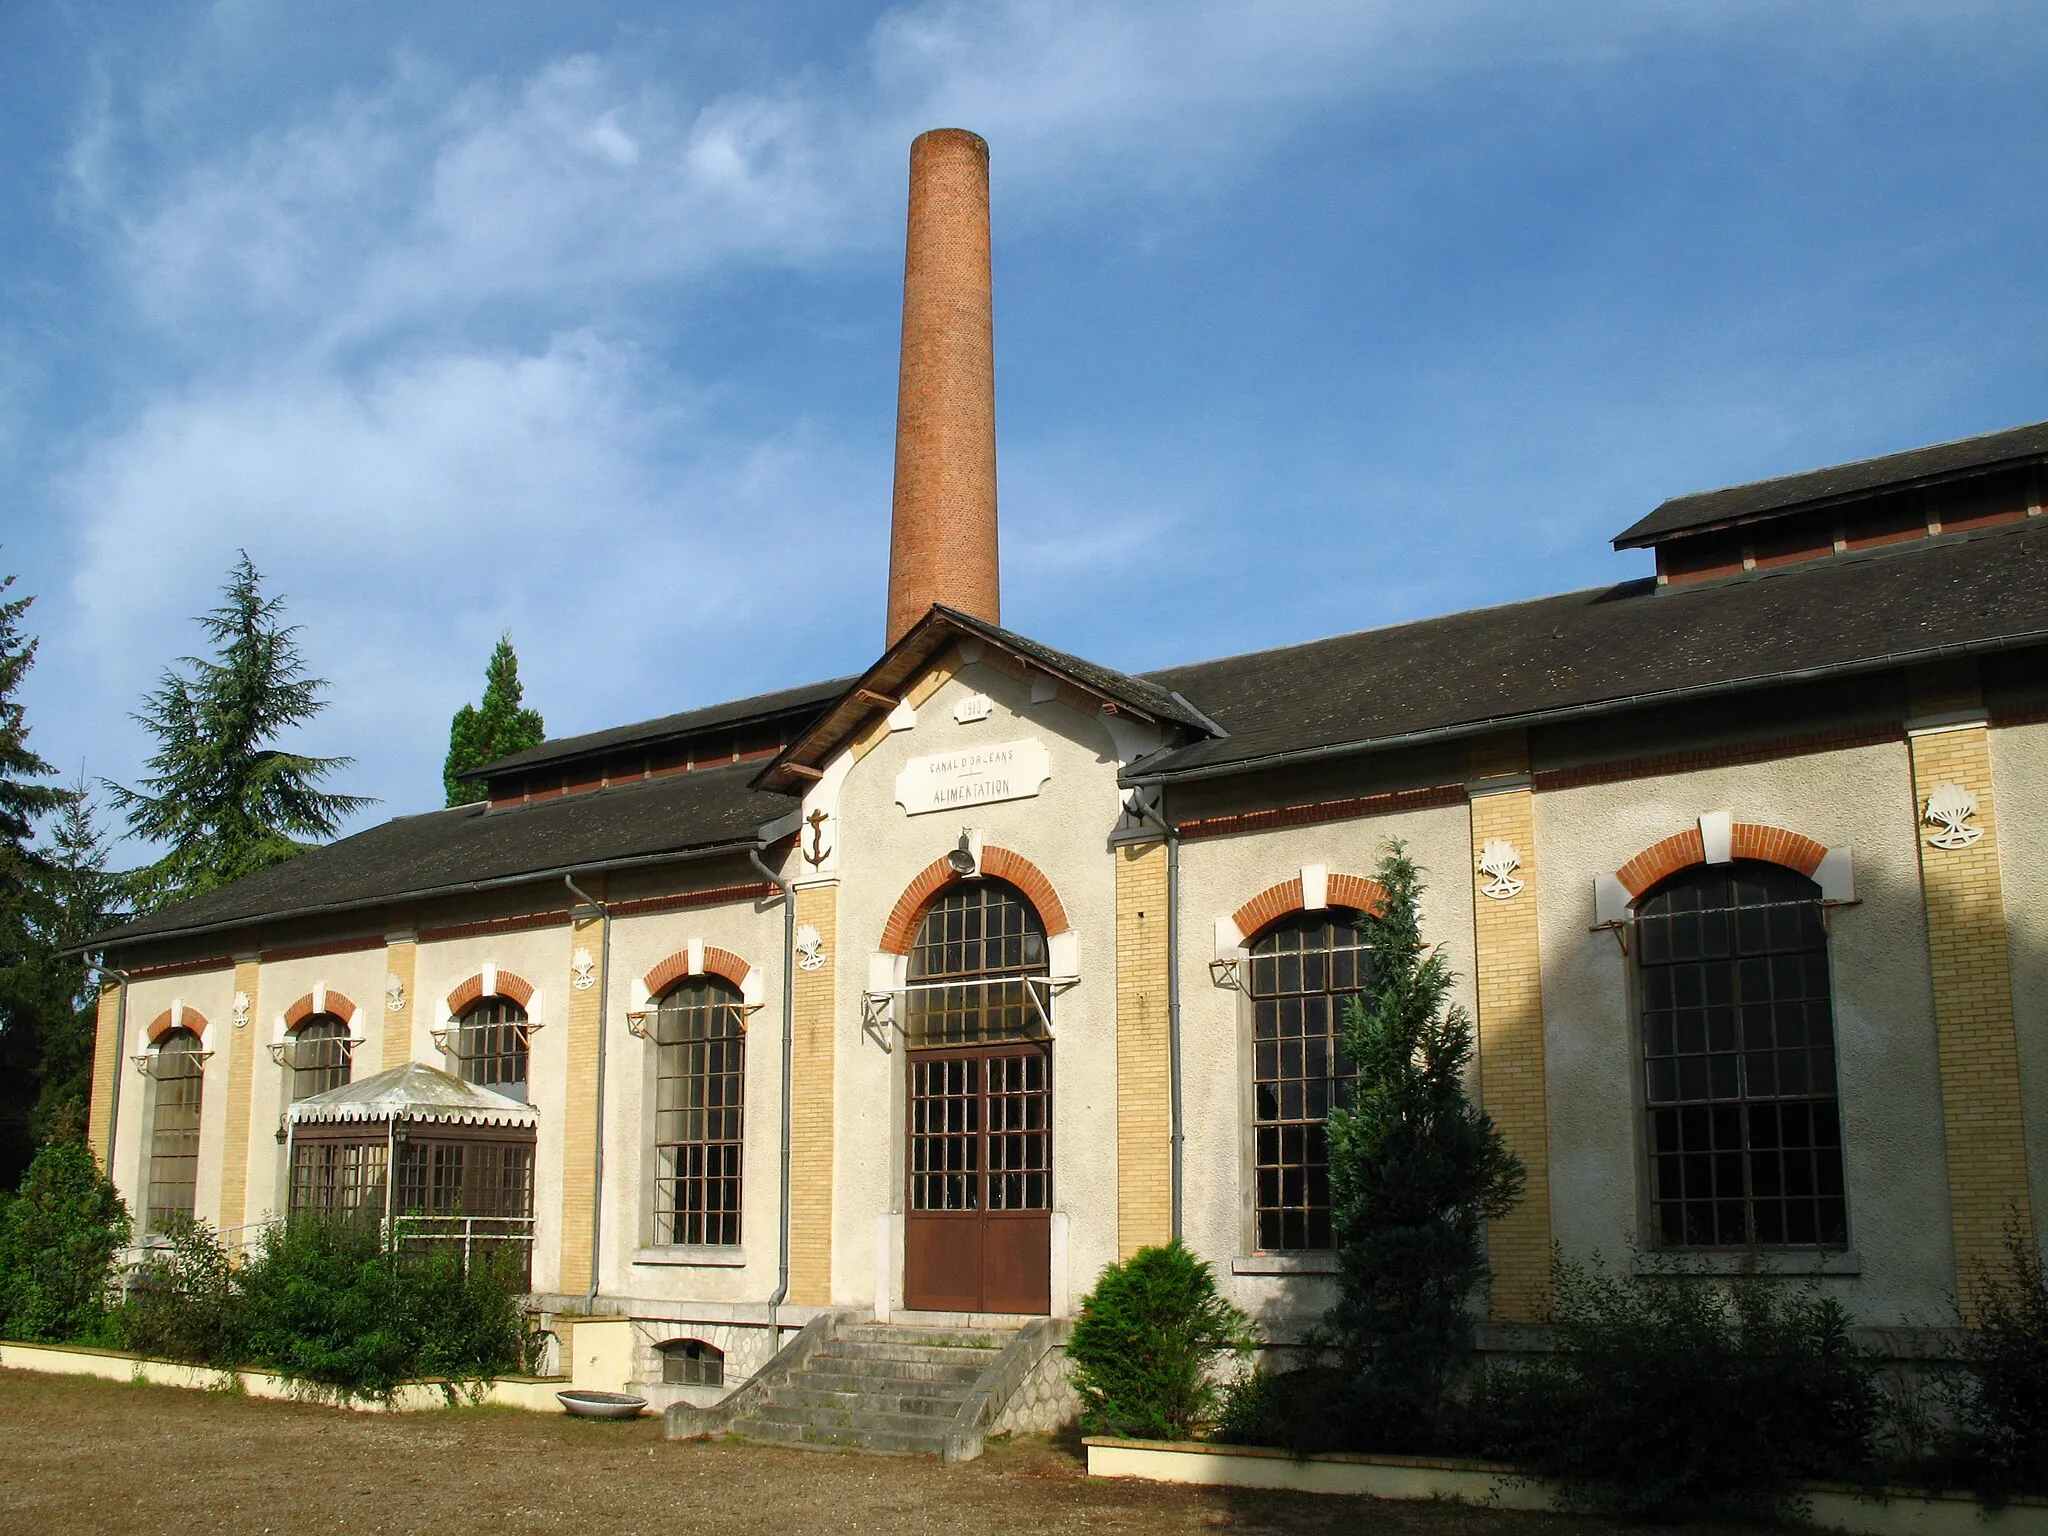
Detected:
left=234, top=1215, right=417, bottom=1397
left=1216, top=1361, right=1359, bottom=1454
left=118, top=1216, right=241, bottom=1367
left=0, top=1139, right=131, bottom=1344
left=1948, top=1227, right=2048, bottom=1494
left=1322, top=844, right=1523, bottom=1450
left=1473, top=1254, right=1879, bottom=1520
left=1069, top=1241, right=1253, bottom=1439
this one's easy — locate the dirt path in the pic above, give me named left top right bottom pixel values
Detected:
left=0, top=1368, right=1710, bottom=1536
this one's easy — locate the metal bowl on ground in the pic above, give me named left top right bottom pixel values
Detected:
left=556, top=1390, right=649, bottom=1419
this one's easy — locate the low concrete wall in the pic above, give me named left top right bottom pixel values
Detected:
left=1083, top=1438, right=2048, bottom=1535
left=0, top=1339, right=577, bottom=1415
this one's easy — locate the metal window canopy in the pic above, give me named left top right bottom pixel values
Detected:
left=132, top=1048, right=213, bottom=1079
left=429, top=1015, right=546, bottom=1058
left=1588, top=894, right=1861, bottom=955
left=859, top=973, right=1078, bottom=1053
left=267, top=1031, right=368, bottom=1068
left=623, top=1000, right=765, bottom=1040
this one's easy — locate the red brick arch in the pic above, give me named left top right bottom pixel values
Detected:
left=283, top=991, right=358, bottom=1030
left=445, top=970, right=534, bottom=1016
left=146, top=1007, right=209, bottom=1045
left=1614, top=821, right=1829, bottom=900
left=643, top=946, right=753, bottom=999
left=1232, top=873, right=1389, bottom=943
left=879, top=845, right=1071, bottom=956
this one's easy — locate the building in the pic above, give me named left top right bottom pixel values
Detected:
left=84, top=129, right=2048, bottom=1409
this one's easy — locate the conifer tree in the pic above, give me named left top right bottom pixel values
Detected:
left=20, top=779, right=126, bottom=1142
left=1324, top=842, right=1525, bottom=1449
left=443, top=634, right=545, bottom=806
left=109, top=553, right=370, bottom=910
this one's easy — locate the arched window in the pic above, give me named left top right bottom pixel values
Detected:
left=287, top=1014, right=353, bottom=1102
left=660, top=1338, right=724, bottom=1387
left=452, top=997, right=528, bottom=1099
left=1246, top=909, right=1368, bottom=1252
left=146, top=1028, right=206, bottom=1234
left=653, top=978, right=745, bottom=1247
left=1636, top=860, right=1846, bottom=1248
left=905, top=878, right=1048, bottom=1047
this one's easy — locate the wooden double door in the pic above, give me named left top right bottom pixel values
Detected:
left=904, top=1042, right=1052, bottom=1314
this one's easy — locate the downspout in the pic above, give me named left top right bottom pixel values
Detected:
left=100, top=962, right=130, bottom=1179
left=1129, top=794, right=1185, bottom=1241
left=564, top=875, right=610, bottom=1313
left=748, top=828, right=797, bottom=1339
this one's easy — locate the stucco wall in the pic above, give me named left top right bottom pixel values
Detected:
left=826, top=657, right=1130, bottom=1312
left=1536, top=739, right=1955, bottom=1324
left=1175, top=803, right=1479, bottom=1332
left=1990, top=718, right=2048, bottom=1261
left=108, top=967, right=237, bottom=1235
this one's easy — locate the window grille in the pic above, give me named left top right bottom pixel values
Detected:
left=905, top=880, right=1049, bottom=1048
left=450, top=997, right=529, bottom=1096
left=660, top=1338, right=724, bottom=1387
left=392, top=1139, right=534, bottom=1219
left=1636, top=861, right=1847, bottom=1248
left=287, top=1014, right=353, bottom=1102
left=146, top=1029, right=206, bottom=1234
left=288, top=1141, right=388, bottom=1216
left=653, top=979, right=745, bottom=1246
left=1247, top=910, right=1367, bottom=1251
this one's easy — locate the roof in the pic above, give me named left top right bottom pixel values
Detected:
left=92, top=758, right=794, bottom=949
left=287, top=1062, right=537, bottom=1128
left=1614, top=419, right=2048, bottom=548
left=465, top=674, right=858, bottom=781
left=1137, top=519, right=2048, bottom=780
left=754, top=604, right=1216, bottom=793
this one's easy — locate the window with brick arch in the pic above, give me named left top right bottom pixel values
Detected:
left=146, top=1028, right=205, bottom=1234
left=452, top=997, right=528, bottom=1099
left=1635, top=860, right=1847, bottom=1248
left=653, top=977, right=746, bottom=1247
left=905, top=878, right=1049, bottom=1047
left=287, top=1013, right=352, bottom=1102
left=1246, top=909, right=1367, bottom=1251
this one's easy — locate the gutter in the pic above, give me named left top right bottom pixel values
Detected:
left=1123, top=625, right=2048, bottom=788
left=75, top=838, right=764, bottom=958
left=749, top=809, right=801, bottom=1337
left=100, top=965, right=130, bottom=1177
left=563, top=875, right=611, bottom=1313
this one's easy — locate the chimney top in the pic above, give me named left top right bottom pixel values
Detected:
left=884, top=128, right=1000, bottom=648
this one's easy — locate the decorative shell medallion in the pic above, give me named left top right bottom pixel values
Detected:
left=1477, top=838, right=1525, bottom=900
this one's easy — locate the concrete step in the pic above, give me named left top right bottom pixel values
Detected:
left=762, top=1384, right=964, bottom=1420
left=739, top=1402, right=964, bottom=1442
left=794, top=1363, right=984, bottom=1393
left=836, top=1322, right=1016, bottom=1350
left=816, top=1339, right=1004, bottom=1367
left=729, top=1414, right=949, bottom=1457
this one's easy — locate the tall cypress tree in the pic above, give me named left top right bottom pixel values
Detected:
left=1323, top=843, right=1525, bottom=1450
left=443, top=634, right=545, bottom=806
left=21, top=779, right=126, bottom=1143
left=109, top=553, right=370, bottom=910
left=0, top=563, right=66, bottom=1184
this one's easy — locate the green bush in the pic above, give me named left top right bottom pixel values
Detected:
left=118, top=1216, right=242, bottom=1367
left=1069, top=1241, right=1253, bottom=1440
left=1947, top=1228, right=2048, bottom=1495
left=0, top=1139, right=131, bottom=1344
left=1472, top=1255, right=1879, bottom=1520
left=1216, top=1361, right=1359, bottom=1454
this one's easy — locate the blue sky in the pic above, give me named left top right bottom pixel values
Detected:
left=5, top=1, right=2048, bottom=851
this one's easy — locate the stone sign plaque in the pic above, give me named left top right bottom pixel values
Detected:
left=895, top=739, right=1052, bottom=816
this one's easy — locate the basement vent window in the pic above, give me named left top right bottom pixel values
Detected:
left=661, top=1339, right=724, bottom=1387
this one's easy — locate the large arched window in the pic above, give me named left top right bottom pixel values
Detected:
left=1636, top=860, right=1846, bottom=1248
left=452, top=997, right=528, bottom=1100
left=653, top=978, right=746, bottom=1246
left=286, top=1014, right=352, bottom=1102
left=1246, top=909, right=1368, bottom=1252
left=146, top=1028, right=206, bottom=1234
left=905, top=879, right=1048, bottom=1048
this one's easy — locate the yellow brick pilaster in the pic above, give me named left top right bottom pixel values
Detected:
left=1115, top=839, right=1172, bottom=1258
left=1468, top=733, right=1552, bottom=1322
left=87, top=981, right=124, bottom=1171
left=789, top=880, right=839, bottom=1305
left=381, top=936, right=418, bottom=1071
left=215, top=959, right=264, bottom=1235
left=1908, top=679, right=2034, bottom=1313
left=558, top=898, right=605, bottom=1297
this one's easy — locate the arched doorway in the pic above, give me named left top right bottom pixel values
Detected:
left=902, top=878, right=1053, bottom=1314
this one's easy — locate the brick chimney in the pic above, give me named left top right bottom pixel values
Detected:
left=885, top=128, right=999, bottom=647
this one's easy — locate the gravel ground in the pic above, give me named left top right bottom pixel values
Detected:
left=0, top=1367, right=1741, bottom=1536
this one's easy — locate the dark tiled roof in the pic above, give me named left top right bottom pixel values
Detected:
left=1614, top=419, right=2048, bottom=548
left=1139, top=521, right=2048, bottom=779
left=93, top=760, right=794, bottom=949
left=934, top=608, right=1215, bottom=731
left=466, top=675, right=859, bottom=780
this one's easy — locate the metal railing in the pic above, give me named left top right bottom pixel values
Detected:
left=386, top=1214, right=536, bottom=1286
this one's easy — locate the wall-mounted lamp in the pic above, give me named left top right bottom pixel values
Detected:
left=946, top=829, right=977, bottom=876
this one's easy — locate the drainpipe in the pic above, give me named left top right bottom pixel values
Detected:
left=564, top=875, right=611, bottom=1313
left=99, top=961, right=131, bottom=1179
left=748, top=828, right=797, bottom=1341
left=1128, top=794, right=1185, bottom=1242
